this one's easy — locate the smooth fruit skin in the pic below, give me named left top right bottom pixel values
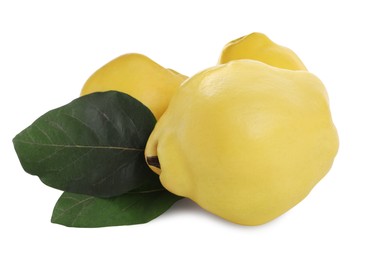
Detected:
left=145, top=60, right=338, bottom=226
left=81, top=53, right=187, bottom=120
left=219, top=32, right=307, bottom=71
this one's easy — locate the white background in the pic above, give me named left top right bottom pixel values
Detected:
left=1, top=0, right=389, bottom=259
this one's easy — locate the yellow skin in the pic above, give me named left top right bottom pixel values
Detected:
left=145, top=60, right=338, bottom=226
left=219, top=32, right=307, bottom=71
left=81, top=53, right=187, bottom=120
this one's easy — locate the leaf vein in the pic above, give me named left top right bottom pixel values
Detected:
left=63, top=112, right=100, bottom=141
left=52, top=196, right=94, bottom=222
left=34, top=124, right=54, bottom=144
left=92, top=150, right=129, bottom=186
left=13, top=140, right=143, bottom=151
left=48, top=120, right=77, bottom=145
left=85, top=99, right=124, bottom=139
left=56, top=147, right=94, bottom=174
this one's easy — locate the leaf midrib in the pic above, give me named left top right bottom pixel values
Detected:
left=53, top=189, right=167, bottom=220
left=13, top=140, right=144, bottom=151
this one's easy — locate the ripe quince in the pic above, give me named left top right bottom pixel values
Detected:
left=219, top=32, right=307, bottom=71
left=81, top=53, right=187, bottom=119
left=145, top=60, right=338, bottom=225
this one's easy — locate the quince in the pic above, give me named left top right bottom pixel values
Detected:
left=145, top=60, right=338, bottom=225
left=81, top=53, right=187, bottom=119
left=219, top=32, right=307, bottom=71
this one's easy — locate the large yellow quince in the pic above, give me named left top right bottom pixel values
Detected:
left=81, top=53, right=187, bottom=120
left=145, top=60, right=338, bottom=226
left=219, top=32, right=307, bottom=71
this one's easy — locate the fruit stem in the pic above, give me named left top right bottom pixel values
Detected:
left=146, top=156, right=160, bottom=169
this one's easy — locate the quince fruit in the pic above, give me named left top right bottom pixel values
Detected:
left=81, top=53, right=187, bottom=119
left=219, top=32, right=307, bottom=71
left=145, top=60, right=338, bottom=225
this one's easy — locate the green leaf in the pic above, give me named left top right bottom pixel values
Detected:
left=13, top=91, right=158, bottom=197
left=51, top=190, right=182, bottom=227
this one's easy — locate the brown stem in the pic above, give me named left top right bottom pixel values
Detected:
left=146, top=156, right=160, bottom=169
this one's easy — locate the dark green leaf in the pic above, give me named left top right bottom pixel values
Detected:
left=13, top=91, right=158, bottom=197
left=51, top=190, right=182, bottom=227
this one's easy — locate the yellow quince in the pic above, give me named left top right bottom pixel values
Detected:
left=219, top=32, right=307, bottom=71
left=145, top=60, right=338, bottom=226
left=81, top=53, right=187, bottom=120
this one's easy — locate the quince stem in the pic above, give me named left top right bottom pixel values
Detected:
left=146, top=156, right=161, bottom=169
